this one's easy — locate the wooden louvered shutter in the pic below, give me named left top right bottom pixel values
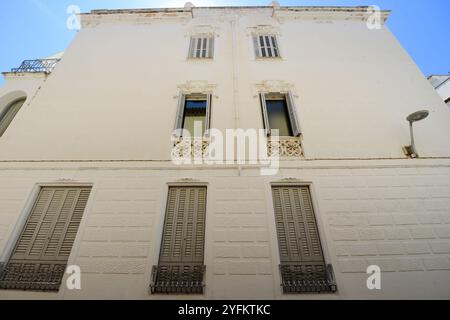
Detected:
left=188, top=37, right=195, bottom=58
left=272, top=186, right=324, bottom=264
left=0, top=186, right=91, bottom=291
left=286, top=92, right=301, bottom=137
left=253, top=36, right=261, bottom=58
left=207, top=37, right=214, bottom=58
left=10, top=187, right=91, bottom=262
left=204, top=94, right=212, bottom=136
left=173, top=93, right=186, bottom=137
left=0, top=98, right=26, bottom=137
left=260, top=93, right=271, bottom=136
left=159, top=186, right=207, bottom=265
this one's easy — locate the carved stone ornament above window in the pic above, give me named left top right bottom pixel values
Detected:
left=178, top=81, right=217, bottom=95
left=247, top=24, right=281, bottom=37
left=254, top=80, right=296, bottom=96
left=187, top=24, right=220, bottom=37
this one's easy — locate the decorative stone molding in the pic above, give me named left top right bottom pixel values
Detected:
left=80, top=9, right=192, bottom=28
left=178, top=81, right=217, bottom=95
left=247, top=24, right=280, bottom=36
left=187, top=24, right=220, bottom=37
left=273, top=7, right=390, bottom=24
left=172, top=138, right=210, bottom=159
left=267, top=137, right=304, bottom=158
left=254, top=80, right=296, bottom=95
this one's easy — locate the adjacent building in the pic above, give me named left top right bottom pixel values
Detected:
left=428, top=75, right=450, bottom=108
left=0, top=4, right=450, bottom=299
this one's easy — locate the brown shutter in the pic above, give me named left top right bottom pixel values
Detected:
left=272, top=186, right=337, bottom=293
left=151, top=186, right=207, bottom=294
left=0, top=186, right=92, bottom=291
left=159, top=186, right=207, bottom=265
left=272, top=186, right=324, bottom=263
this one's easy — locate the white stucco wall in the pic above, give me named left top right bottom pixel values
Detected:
left=0, top=7, right=449, bottom=161
left=0, top=163, right=449, bottom=299
left=0, top=6, right=449, bottom=299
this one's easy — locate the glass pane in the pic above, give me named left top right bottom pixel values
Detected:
left=266, top=98, right=293, bottom=136
left=196, top=38, right=202, bottom=58
left=271, top=36, right=279, bottom=57
left=183, top=100, right=207, bottom=137
left=202, top=38, right=207, bottom=58
left=259, top=36, right=266, bottom=57
left=265, top=36, right=272, bottom=57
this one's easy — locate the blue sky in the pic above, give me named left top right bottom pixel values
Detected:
left=0, top=0, right=449, bottom=86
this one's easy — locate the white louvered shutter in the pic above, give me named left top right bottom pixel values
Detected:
left=173, top=93, right=186, bottom=137
left=286, top=91, right=301, bottom=137
left=260, top=93, right=271, bottom=136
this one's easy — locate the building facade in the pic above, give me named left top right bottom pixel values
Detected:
left=428, top=75, right=450, bottom=108
left=0, top=5, right=450, bottom=299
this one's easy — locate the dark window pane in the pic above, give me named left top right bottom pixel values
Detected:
left=271, top=37, right=279, bottom=57
left=196, top=38, right=202, bottom=57
left=265, top=36, right=272, bottom=57
left=183, top=100, right=207, bottom=137
left=266, top=98, right=293, bottom=136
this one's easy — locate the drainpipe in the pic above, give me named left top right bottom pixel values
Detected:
left=230, top=17, right=242, bottom=176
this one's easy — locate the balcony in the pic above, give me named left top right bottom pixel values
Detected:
left=279, top=263, right=337, bottom=293
left=10, top=59, right=59, bottom=74
left=150, top=264, right=206, bottom=294
left=267, top=136, right=304, bottom=157
left=0, top=261, right=66, bottom=292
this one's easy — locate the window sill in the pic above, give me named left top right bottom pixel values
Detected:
left=255, top=57, right=284, bottom=61
left=186, top=58, right=214, bottom=62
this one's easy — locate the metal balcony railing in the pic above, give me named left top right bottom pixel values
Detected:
left=10, top=59, right=59, bottom=74
left=150, top=264, right=206, bottom=294
left=0, top=261, right=66, bottom=292
left=280, top=263, right=337, bottom=293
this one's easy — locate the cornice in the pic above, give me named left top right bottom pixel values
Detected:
left=79, top=6, right=390, bottom=27
left=80, top=10, right=192, bottom=28
left=274, top=7, right=390, bottom=24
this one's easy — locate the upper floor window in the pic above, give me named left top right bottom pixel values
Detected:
left=253, top=35, right=280, bottom=58
left=174, top=93, right=212, bottom=137
left=189, top=36, right=214, bottom=59
left=0, top=98, right=26, bottom=137
left=260, top=92, right=300, bottom=137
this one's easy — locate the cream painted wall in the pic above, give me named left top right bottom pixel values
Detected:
left=0, top=163, right=449, bottom=299
left=0, top=7, right=450, bottom=300
left=0, top=8, right=449, bottom=161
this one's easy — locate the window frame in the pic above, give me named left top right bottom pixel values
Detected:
left=0, top=97, right=26, bottom=137
left=0, top=183, right=93, bottom=292
left=188, top=36, right=215, bottom=59
left=268, top=182, right=337, bottom=294
left=253, top=34, right=281, bottom=59
left=259, top=91, right=301, bottom=137
left=174, top=92, right=212, bottom=138
left=150, top=184, right=208, bottom=295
